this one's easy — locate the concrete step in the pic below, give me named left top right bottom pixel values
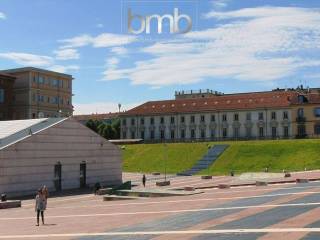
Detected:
left=177, top=144, right=229, bottom=176
left=103, top=195, right=144, bottom=201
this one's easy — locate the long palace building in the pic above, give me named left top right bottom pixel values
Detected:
left=120, top=87, right=320, bottom=141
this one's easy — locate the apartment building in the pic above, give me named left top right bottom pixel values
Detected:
left=120, top=88, right=320, bottom=141
left=1, top=67, right=73, bottom=119
left=0, top=73, right=15, bottom=120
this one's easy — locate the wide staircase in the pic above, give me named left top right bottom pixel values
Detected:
left=177, top=144, right=229, bottom=176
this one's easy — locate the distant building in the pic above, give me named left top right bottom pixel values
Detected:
left=120, top=87, right=320, bottom=141
left=1, top=67, right=73, bottom=120
left=0, top=118, right=122, bottom=197
left=0, top=73, right=15, bottom=120
left=74, top=112, right=119, bottom=124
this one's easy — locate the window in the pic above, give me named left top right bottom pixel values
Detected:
left=160, top=117, right=165, bottom=124
left=131, top=131, right=135, bottom=139
left=271, top=112, right=276, bottom=120
left=150, top=130, right=155, bottom=139
left=122, top=131, right=127, bottom=139
left=234, top=128, right=239, bottom=138
left=170, top=116, right=175, bottom=124
left=38, top=95, right=44, bottom=102
left=180, top=116, right=185, bottom=123
left=200, top=115, right=205, bottom=123
left=140, top=118, right=144, bottom=125
left=160, top=130, right=165, bottom=139
left=246, top=112, right=251, bottom=121
left=259, top=127, right=264, bottom=138
left=67, top=99, right=70, bottom=105
left=211, top=115, right=215, bottom=122
left=283, top=111, right=288, bottom=120
left=190, top=115, right=195, bottom=123
left=0, top=89, right=4, bottom=103
left=122, top=119, right=127, bottom=126
left=131, top=118, right=135, bottom=126
left=284, top=126, right=289, bottom=138
left=234, top=113, right=239, bottom=121
left=222, top=114, right=227, bottom=122
left=314, top=125, right=320, bottom=135
left=140, top=131, right=145, bottom=139
left=150, top=117, right=154, bottom=125
left=298, top=108, right=304, bottom=118
left=314, top=108, right=320, bottom=117
left=259, top=112, right=264, bottom=120
left=171, top=130, right=175, bottom=139
left=32, top=113, right=36, bottom=119
left=52, top=79, right=59, bottom=87
left=210, top=129, right=215, bottom=139
left=38, top=76, right=45, bottom=84
left=50, top=96, right=58, bottom=104
left=60, top=98, right=64, bottom=105
left=201, top=129, right=205, bottom=139
left=222, top=128, right=228, bottom=138
left=191, top=129, right=195, bottom=139
left=272, top=127, right=277, bottom=138
left=297, top=125, right=306, bottom=137
left=246, top=127, right=252, bottom=138
left=59, top=80, right=63, bottom=88
left=181, top=129, right=185, bottom=139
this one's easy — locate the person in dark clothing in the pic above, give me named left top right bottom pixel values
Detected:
left=35, top=189, right=46, bottom=226
left=142, top=174, right=146, bottom=187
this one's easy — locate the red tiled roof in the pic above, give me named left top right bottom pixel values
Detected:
left=121, top=91, right=300, bottom=116
left=73, top=112, right=119, bottom=121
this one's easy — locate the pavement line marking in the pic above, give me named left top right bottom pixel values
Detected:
left=42, top=190, right=320, bottom=210
left=2, top=201, right=320, bottom=220
left=3, top=228, right=320, bottom=238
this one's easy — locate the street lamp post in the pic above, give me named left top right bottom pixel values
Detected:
left=164, top=143, right=167, bottom=182
left=118, top=103, right=122, bottom=113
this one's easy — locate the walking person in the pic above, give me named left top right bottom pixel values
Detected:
left=35, top=189, right=46, bottom=226
left=142, top=174, right=146, bottom=187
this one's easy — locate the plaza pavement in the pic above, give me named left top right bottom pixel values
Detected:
left=1, top=172, right=320, bottom=239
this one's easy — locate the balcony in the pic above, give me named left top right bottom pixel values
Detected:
left=296, top=117, right=306, bottom=123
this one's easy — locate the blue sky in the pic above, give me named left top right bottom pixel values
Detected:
left=0, top=0, right=319, bottom=114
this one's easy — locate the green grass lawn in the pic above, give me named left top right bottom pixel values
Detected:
left=122, top=142, right=210, bottom=173
left=122, top=139, right=320, bottom=175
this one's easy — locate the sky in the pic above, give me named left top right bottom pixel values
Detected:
left=0, top=0, right=320, bottom=114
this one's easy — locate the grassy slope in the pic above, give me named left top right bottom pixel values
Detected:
left=122, top=139, right=320, bottom=175
left=204, top=139, right=320, bottom=175
left=122, top=142, right=209, bottom=173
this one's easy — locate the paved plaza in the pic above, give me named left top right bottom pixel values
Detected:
left=2, top=172, right=320, bottom=239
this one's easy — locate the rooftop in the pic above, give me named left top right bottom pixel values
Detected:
left=1, top=67, right=73, bottom=79
left=0, top=118, right=66, bottom=150
left=121, top=89, right=320, bottom=116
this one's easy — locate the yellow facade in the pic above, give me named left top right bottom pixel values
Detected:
left=291, top=104, right=320, bottom=138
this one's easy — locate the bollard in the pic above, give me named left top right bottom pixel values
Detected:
left=1, top=194, right=7, bottom=202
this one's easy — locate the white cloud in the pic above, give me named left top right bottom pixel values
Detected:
left=49, top=65, right=80, bottom=73
left=96, top=23, right=104, bottom=28
left=0, top=12, right=6, bottom=19
left=102, top=6, right=320, bottom=87
left=59, top=33, right=137, bottom=49
left=106, top=57, right=119, bottom=69
left=111, top=47, right=128, bottom=55
left=73, top=102, right=140, bottom=115
left=54, top=48, right=79, bottom=60
left=211, top=0, right=230, bottom=10
left=0, top=52, right=53, bottom=66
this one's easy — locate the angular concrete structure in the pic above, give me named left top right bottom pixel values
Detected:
left=0, top=118, right=122, bottom=197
